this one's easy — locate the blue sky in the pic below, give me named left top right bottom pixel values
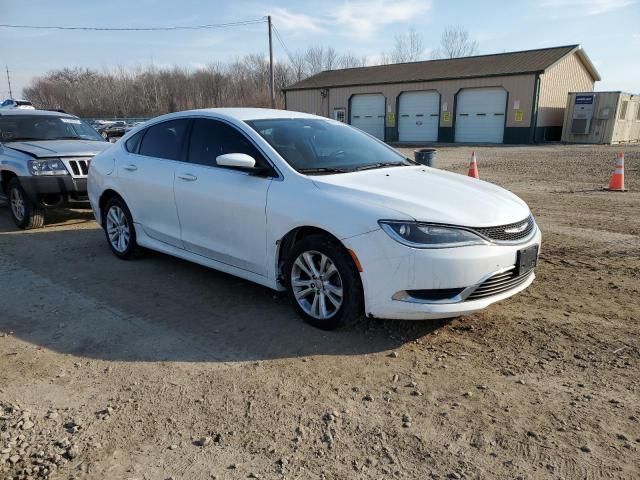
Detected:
left=1, top=0, right=639, bottom=97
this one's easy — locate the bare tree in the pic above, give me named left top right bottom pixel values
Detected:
left=289, top=52, right=307, bottom=81
left=391, top=27, right=424, bottom=63
left=431, top=26, right=479, bottom=59
left=324, top=46, right=339, bottom=70
left=304, top=46, right=326, bottom=75
left=377, top=27, right=424, bottom=64
left=339, top=53, right=368, bottom=69
left=22, top=42, right=417, bottom=118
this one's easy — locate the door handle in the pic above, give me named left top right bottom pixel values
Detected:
left=177, top=173, right=198, bottom=181
left=124, top=164, right=138, bottom=171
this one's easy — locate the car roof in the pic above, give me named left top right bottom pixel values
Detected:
left=160, top=108, right=320, bottom=123
left=0, top=109, right=77, bottom=118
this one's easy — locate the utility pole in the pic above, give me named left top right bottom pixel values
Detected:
left=5, top=66, right=13, bottom=99
left=267, top=15, right=275, bottom=109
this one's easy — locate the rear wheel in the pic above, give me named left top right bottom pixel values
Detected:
left=285, top=234, right=363, bottom=330
left=102, top=196, right=139, bottom=259
left=8, top=178, right=45, bottom=229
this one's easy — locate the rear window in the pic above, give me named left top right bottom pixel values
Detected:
left=125, top=131, right=144, bottom=154
left=138, top=119, right=190, bottom=161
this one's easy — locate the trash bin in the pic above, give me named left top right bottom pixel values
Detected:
left=414, top=148, right=437, bottom=167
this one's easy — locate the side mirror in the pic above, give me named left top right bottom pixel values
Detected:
left=216, top=153, right=256, bottom=170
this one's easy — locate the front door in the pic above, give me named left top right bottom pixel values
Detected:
left=174, top=118, right=272, bottom=276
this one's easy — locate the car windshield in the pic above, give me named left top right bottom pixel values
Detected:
left=247, top=118, right=412, bottom=173
left=0, top=115, right=104, bottom=142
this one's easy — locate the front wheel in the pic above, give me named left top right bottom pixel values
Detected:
left=285, top=234, right=364, bottom=330
left=7, top=178, right=45, bottom=229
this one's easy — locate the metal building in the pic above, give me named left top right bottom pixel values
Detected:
left=283, top=45, right=600, bottom=144
left=561, top=91, right=640, bottom=144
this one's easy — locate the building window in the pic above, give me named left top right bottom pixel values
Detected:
left=636, top=103, right=640, bottom=121
left=333, top=108, right=346, bottom=123
left=619, top=101, right=628, bottom=120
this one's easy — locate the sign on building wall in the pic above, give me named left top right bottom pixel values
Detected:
left=514, top=110, right=524, bottom=122
left=575, top=95, right=594, bottom=104
left=387, top=112, right=396, bottom=126
left=442, top=111, right=451, bottom=122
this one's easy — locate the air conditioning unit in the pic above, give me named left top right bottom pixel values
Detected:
left=571, top=94, right=596, bottom=134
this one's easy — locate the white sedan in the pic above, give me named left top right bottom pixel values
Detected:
left=88, top=108, right=541, bottom=330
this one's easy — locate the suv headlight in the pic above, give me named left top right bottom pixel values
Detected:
left=379, top=221, right=487, bottom=248
left=28, top=159, right=69, bottom=176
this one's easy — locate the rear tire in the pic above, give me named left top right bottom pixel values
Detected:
left=102, top=196, right=139, bottom=259
left=7, top=178, right=45, bottom=229
left=285, top=234, right=364, bottom=330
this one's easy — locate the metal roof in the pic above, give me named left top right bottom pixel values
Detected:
left=284, top=45, right=601, bottom=91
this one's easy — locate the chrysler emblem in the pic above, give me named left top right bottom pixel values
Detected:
left=504, top=222, right=529, bottom=234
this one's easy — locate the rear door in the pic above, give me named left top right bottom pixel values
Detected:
left=174, top=118, right=272, bottom=275
left=117, top=119, right=189, bottom=248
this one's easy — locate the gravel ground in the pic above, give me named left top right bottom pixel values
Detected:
left=0, top=144, right=638, bottom=480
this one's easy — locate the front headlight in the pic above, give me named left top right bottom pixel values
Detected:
left=379, top=220, right=487, bottom=248
left=28, top=159, right=69, bottom=176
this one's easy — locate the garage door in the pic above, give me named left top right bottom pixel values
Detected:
left=398, top=91, right=440, bottom=142
left=455, top=88, right=507, bottom=143
left=350, top=94, right=385, bottom=140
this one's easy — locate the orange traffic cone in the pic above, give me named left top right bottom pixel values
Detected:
left=467, top=151, right=479, bottom=179
left=606, top=152, right=626, bottom=192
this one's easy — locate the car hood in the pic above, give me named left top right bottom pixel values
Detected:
left=311, top=166, right=530, bottom=227
left=4, top=140, right=110, bottom=158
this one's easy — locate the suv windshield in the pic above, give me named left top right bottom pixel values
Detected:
left=247, top=118, right=412, bottom=173
left=0, top=115, right=104, bottom=142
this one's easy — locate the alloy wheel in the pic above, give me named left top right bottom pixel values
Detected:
left=291, top=250, right=344, bottom=320
left=9, top=187, right=25, bottom=222
left=106, top=205, right=131, bottom=253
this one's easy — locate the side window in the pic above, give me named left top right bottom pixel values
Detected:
left=139, top=119, right=190, bottom=160
left=188, top=118, right=266, bottom=168
left=124, top=131, right=144, bottom=153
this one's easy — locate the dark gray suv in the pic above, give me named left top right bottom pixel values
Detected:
left=0, top=109, right=110, bottom=228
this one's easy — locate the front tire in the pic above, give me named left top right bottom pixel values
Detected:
left=102, top=196, right=139, bottom=259
left=8, top=178, right=45, bottom=229
left=285, top=234, right=364, bottom=330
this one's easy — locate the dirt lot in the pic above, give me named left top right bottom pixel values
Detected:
left=0, top=144, right=638, bottom=480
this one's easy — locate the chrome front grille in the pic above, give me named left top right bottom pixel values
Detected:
left=471, top=215, right=535, bottom=243
left=466, top=267, right=532, bottom=300
left=63, top=157, right=91, bottom=178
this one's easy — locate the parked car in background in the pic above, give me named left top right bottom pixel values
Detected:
left=98, top=121, right=127, bottom=140
left=124, top=121, right=145, bottom=133
left=0, top=99, right=35, bottom=110
left=0, top=109, right=109, bottom=228
left=88, top=108, right=540, bottom=329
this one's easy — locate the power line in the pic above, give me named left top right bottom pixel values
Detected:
left=271, top=24, right=296, bottom=64
left=0, top=18, right=266, bottom=32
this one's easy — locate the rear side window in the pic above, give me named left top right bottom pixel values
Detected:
left=125, top=131, right=144, bottom=154
left=139, top=119, right=190, bottom=160
left=188, top=118, right=266, bottom=168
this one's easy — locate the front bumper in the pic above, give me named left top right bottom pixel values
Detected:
left=18, top=175, right=88, bottom=206
left=344, top=225, right=541, bottom=320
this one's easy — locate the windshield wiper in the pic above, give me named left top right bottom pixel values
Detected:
left=354, top=162, right=407, bottom=171
left=52, top=136, right=82, bottom=140
left=298, top=167, right=349, bottom=174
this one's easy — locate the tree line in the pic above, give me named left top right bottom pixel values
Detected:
left=23, top=26, right=478, bottom=118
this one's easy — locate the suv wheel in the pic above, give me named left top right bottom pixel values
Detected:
left=103, top=196, right=139, bottom=259
left=8, top=178, right=45, bottom=229
left=285, top=234, right=364, bottom=330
